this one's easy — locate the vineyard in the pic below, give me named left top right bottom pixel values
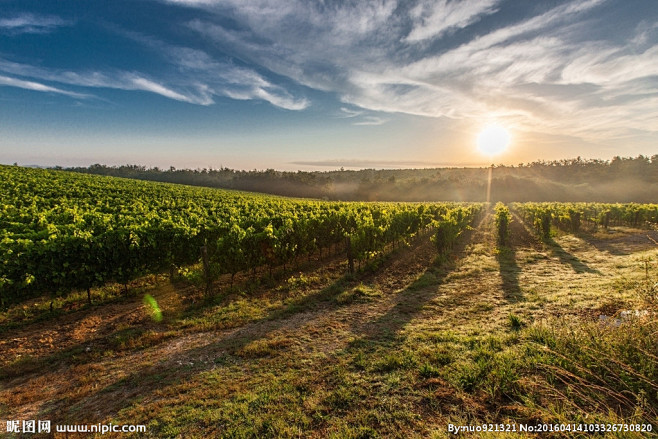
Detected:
left=1, top=165, right=657, bottom=437
left=513, top=202, right=658, bottom=240
left=0, top=165, right=481, bottom=307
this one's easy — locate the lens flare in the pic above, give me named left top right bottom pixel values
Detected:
left=143, top=294, right=162, bottom=322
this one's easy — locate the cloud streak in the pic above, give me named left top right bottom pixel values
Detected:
left=0, top=74, right=88, bottom=98
left=291, top=159, right=480, bottom=168
left=405, top=0, right=500, bottom=42
left=0, top=58, right=213, bottom=105
left=338, top=107, right=388, bottom=126
left=0, top=13, right=69, bottom=34
left=114, top=29, right=309, bottom=109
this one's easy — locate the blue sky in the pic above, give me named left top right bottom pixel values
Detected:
left=0, top=0, right=656, bottom=170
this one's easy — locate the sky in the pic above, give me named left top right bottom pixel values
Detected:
left=0, top=0, right=656, bottom=170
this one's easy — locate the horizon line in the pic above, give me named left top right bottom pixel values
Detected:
left=3, top=154, right=652, bottom=174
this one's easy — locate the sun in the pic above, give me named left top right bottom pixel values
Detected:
left=477, top=124, right=510, bottom=156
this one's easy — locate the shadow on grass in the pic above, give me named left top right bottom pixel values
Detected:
left=0, top=284, right=148, bottom=335
left=351, top=266, right=442, bottom=343
left=576, top=229, right=658, bottom=256
left=8, top=272, right=353, bottom=423
left=0, top=324, right=179, bottom=381
left=509, top=210, right=602, bottom=275
left=493, top=213, right=534, bottom=302
left=0, top=256, right=350, bottom=382
left=496, top=246, right=522, bottom=302
left=351, top=215, right=485, bottom=344
left=5, top=249, right=397, bottom=425
left=547, top=239, right=602, bottom=274
left=326, top=215, right=494, bottom=425
left=4, top=222, right=483, bottom=427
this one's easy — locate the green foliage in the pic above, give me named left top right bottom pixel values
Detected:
left=431, top=204, right=481, bottom=256
left=0, top=165, right=482, bottom=306
left=507, top=313, right=523, bottom=330
left=335, top=284, right=382, bottom=305
left=512, top=202, right=658, bottom=239
left=567, top=208, right=581, bottom=233
left=418, top=362, right=441, bottom=378
left=494, top=202, right=511, bottom=246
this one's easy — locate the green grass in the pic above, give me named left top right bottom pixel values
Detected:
left=507, top=313, right=524, bottom=330
left=335, top=284, right=383, bottom=305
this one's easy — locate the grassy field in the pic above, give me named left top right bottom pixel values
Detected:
left=1, top=210, right=657, bottom=438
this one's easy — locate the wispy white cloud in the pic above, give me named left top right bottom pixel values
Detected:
left=560, top=45, right=658, bottom=86
left=0, top=74, right=89, bottom=98
left=405, top=0, right=500, bottom=42
left=339, top=107, right=363, bottom=118
left=183, top=1, right=400, bottom=94
left=0, top=57, right=214, bottom=105
left=353, top=116, right=388, bottom=126
left=338, top=107, right=388, bottom=126
left=172, top=0, right=658, bottom=141
left=164, top=0, right=217, bottom=5
left=0, top=14, right=309, bottom=110
left=59, top=27, right=309, bottom=110
left=0, top=13, right=69, bottom=34
left=3, top=0, right=657, bottom=143
left=129, top=76, right=208, bottom=104
left=0, top=46, right=307, bottom=109
left=223, top=85, right=308, bottom=110
left=150, top=41, right=309, bottom=109
left=147, top=40, right=309, bottom=110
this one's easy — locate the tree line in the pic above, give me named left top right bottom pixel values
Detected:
left=60, top=155, right=658, bottom=202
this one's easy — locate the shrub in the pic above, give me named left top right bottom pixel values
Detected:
left=494, top=203, right=511, bottom=246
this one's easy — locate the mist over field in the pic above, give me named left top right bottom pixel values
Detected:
left=67, top=155, right=658, bottom=202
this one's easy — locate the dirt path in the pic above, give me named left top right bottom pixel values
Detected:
left=0, top=232, right=440, bottom=422
left=0, top=246, right=353, bottom=368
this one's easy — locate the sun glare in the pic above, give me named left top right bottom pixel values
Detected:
left=477, top=124, right=510, bottom=156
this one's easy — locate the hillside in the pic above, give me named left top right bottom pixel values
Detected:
left=65, top=155, right=658, bottom=202
left=0, top=165, right=477, bottom=307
